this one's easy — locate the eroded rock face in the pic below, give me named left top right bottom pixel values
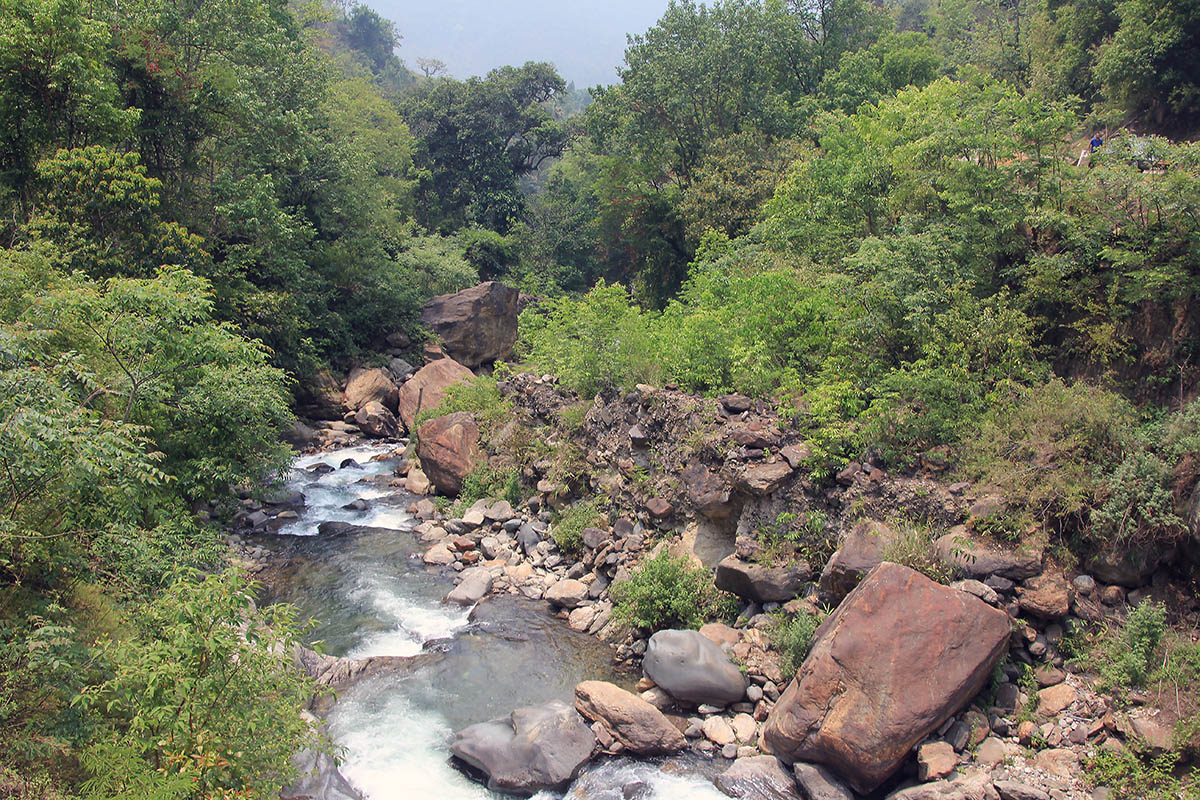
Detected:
left=764, top=563, right=1011, bottom=794
left=642, top=629, right=746, bottom=707
left=397, top=358, right=475, bottom=431
left=283, top=748, right=364, bottom=800
left=449, top=701, right=596, bottom=796
left=715, top=555, right=810, bottom=603
left=574, top=680, right=686, bottom=755
left=735, top=462, right=794, bottom=495
left=683, top=463, right=735, bottom=520
left=421, top=281, right=520, bottom=368
left=416, top=412, right=481, bottom=496
left=343, top=367, right=398, bottom=413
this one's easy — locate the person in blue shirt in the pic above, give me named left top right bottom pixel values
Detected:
left=1090, top=133, right=1104, bottom=152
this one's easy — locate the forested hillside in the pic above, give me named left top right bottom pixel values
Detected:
left=0, top=0, right=1198, bottom=795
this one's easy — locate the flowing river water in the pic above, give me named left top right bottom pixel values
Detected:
left=257, top=443, right=729, bottom=800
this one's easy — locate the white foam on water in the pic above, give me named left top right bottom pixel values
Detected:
left=345, top=575, right=470, bottom=659
left=327, top=689, right=491, bottom=800
left=294, top=444, right=398, bottom=471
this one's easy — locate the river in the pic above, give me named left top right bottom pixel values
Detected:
left=257, top=443, right=729, bottom=799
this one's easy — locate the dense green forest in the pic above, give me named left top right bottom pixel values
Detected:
left=0, top=0, right=1197, bottom=794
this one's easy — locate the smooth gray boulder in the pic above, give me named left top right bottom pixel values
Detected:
left=449, top=701, right=596, bottom=796
left=642, top=629, right=746, bottom=707
left=715, top=755, right=800, bottom=799
left=444, top=567, right=493, bottom=606
left=715, top=555, right=810, bottom=603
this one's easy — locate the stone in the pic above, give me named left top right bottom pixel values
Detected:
left=935, top=531, right=1042, bottom=580
left=1072, top=575, right=1096, bottom=596
left=1100, top=585, right=1124, bottom=606
left=581, top=527, right=607, bottom=550
left=975, top=737, right=1007, bottom=767
left=343, top=367, right=398, bottom=413
left=282, top=746, right=364, bottom=800
left=715, top=756, right=800, bottom=799
left=449, top=701, right=595, bottom=796
left=573, top=680, right=686, bottom=756
left=731, top=713, right=757, bottom=743
left=444, top=567, right=493, bottom=606
left=647, top=498, right=673, bottom=518
left=818, top=520, right=895, bottom=604
left=1036, top=684, right=1076, bottom=719
left=416, top=412, right=482, bottom=496
left=994, top=782, right=1050, bottom=800
left=885, top=772, right=998, bottom=800
left=1085, top=549, right=1167, bottom=587
left=720, top=393, right=753, bottom=413
left=703, top=716, right=736, bottom=746
left=952, top=579, right=1000, bottom=606
left=396, top=357, right=475, bottom=431
left=546, top=579, right=589, bottom=609
left=700, top=622, right=742, bottom=649
left=423, top=543, right=456, bottom=565
left=421, top=281, right=520, bottom=367
left=1034, top=666, right=1065, bottom=687
left=716, top=555, right=811, bottom=604
left=406, top=468, right=431, bottom=495
left=1019, top=572, right=1071, bottom=619
left=682, top=463, right=735, bottom=520
left=568, top=606, right=596, bottom=632
left=780, top=444, right=811, bottom=470
left=792, top=763, right=856, bottom=800
left=350, top=398, right=398, bottom=438
left=763, top=563, right=1012, bottom=794
left=735, top=462, right=794, bottom=496
left=1033, top=749, right=1079, bottom=778
left=1130, top=716, right=1174, bottom=754
left=643, top=629, right=747, bottom=707
left=918, top=741, right=958, bottom=781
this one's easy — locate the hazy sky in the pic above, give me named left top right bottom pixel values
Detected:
left=368, top=0, right=672, bottom=87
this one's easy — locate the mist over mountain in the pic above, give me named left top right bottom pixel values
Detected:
left=370, top=0, right=670, bottom=85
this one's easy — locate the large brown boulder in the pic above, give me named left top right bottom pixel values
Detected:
left=683, top=463, right=735, bottom=520
left=397, top=357, right=475, bottom=430
left=421, top=281, right=520, bottom=368
left=416, top=412, right=481, bottom=496
left=763, top=562, right=1011, bottom=794
left=574, top=680, right=686, bottom=755
left=343, top=367, right=398, bottom=413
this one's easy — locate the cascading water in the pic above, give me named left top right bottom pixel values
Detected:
left=260, top=444, right=728, bottom=799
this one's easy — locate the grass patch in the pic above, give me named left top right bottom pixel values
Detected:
left=882, top=518, right=955, bottom=584
left=771, top=607, right=825, bottom=678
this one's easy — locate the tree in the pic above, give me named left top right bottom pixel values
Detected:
left=401, top=62, right=567, bottom=231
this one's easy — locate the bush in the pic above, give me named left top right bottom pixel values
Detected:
left=517, top=281, right=662, bottom=396
left=551, top=500, right=603, bottom=555
left=76, top=569, right=319, bottom=799
left=772, top=609, right=825, bottom=678
left=882, top=519, right=956, bottom=584
left=612, top=551, right=735, bottom=632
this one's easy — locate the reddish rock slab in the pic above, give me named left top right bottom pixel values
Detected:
left=734, top=461, right=794, bottom=496
left=574, top=680, right=686, bottom=755
left=397, top=357, right=475, bottom=431
left=416, top=412, right=482, bottom=496
left=763, top=562, right=1011, bottom=794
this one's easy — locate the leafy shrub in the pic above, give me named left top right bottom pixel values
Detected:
left=772, top=609, right=825, bottom=678
left=963, top=379, right=1137, bottom=536
left=76, top=569, right=319, bottom=799
left=1085, top=745, right=1184, bottom=800
left=517, top=282, right=662, bottom=396
left=456, top=463, right=521, bottom=509
left=414, top=376, right=512, bottom=435
left=551, top=500, right=604, bottom=555
left=612, top=551, right=735, bottom=632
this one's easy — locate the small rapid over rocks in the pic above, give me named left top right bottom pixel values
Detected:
left=253, top=444, right=727, bottom=800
